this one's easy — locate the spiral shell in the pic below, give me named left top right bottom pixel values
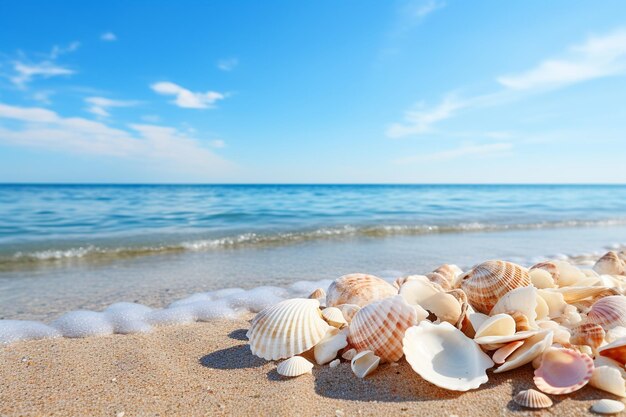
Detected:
left=326, top=273, right=397, bottom=307
left=247, top=298, right=330, bottom=360
left=276, top=356, right=314, bottom=377
left=533, top=347, right=594, bottom=395
left=570, top=323, right=605, bottom=352
left=587, top=295, right=626, bottom=330
left=594, top=251, right=626, bottom=276
left=513, top=389, right=553, bottom=409
left=461, top=260, right=531, bottom=314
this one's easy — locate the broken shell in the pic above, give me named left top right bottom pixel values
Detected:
left=490, top=285, right=538, bottom=328
left=351, top=350, right=380, bottom=378
left=507, top=311, right=532, bottom=332
left=591, top=399, right=625, bottom=415
left=432, top=264, right=463, bottom=283
left=594, top=251, right=626, bottom=276
left=276, top=356, right=314, bottom=377
left=314, top=327, right=348, bottom=365
left=329, top=358, right=340, bottom=368
left=403, top=321, right=493, bottom=391
left=336, top=304, right=360, bottom=323
left=606, top=326, right=626, bottom=343
left=321, top=307, right=348, bottom=328
left=341, top=348, right=357, bottom=361
left=349, top=295, right=419, bottom=362
left=493, top=341, right=524, bottom=365
left=587, top=296, right=626, bottom=330
left=460, top=260, right=531, bottom=314
left=474, top=330, right=538, bottom=348
left=424, top=292, right=463, bottom=324
left=598, top=338, right=626, bottom=366
left=513, top=388, right=553, bottom=409
left=537, top=290, right=567, bottom=319
left=326, top=273, right=397, bottom=307
left=590, top=363, right=626, bottom=397
left=247, top=298, right=330, bottom=360
left=474, top=313, right=515, bottom=340
left=494, top=330, right=553, bottom=373
left=571, top=323, right=606, bottom=353
left=529, top=268, right=556, bottom=289
left=533, top=347, right=594, bottom=395
left=426, top=272, right=452, bottom=291
left=552, top=286, right=619, bottom=304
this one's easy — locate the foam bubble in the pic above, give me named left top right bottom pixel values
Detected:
left=104, top=302, right=153, bottom=334
left=0, top=320, right=61, bottom=344
left=51, top=311, right=115, bottom=338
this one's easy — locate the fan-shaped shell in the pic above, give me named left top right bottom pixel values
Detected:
left=426, top=272, right=452, bottom=290
left=571, top=323, right=605, bottom=352
left=594, top=251, right=626, bottom=276
left=247, top=298, right=330, bottom=360
left=460, top=260, right=531, bottom=314
left=351, top=350, right=380, bottom=378
left=494, top=330, right=553, bottom=373
left=533, top=348, right=594, bottom=395
left=336, top=304, right=360, bottom=323
left=348, top=295, right=419, bottom=362
left=598, top=338, right=626, bottom=366
left=513, top=389, right=553, bottom=409
left=490, top=285, right=538, bottom=328
left=326, top=273, right=397, bottom=307
left=591, top=399, right=625, bottom=415
left=276, top=356, right=314, bottom=377
left=587, top=296, right=626, bottom=330
left=321, top=307, right=347, bottom=328
left=403, top=321, right=493, bottom=391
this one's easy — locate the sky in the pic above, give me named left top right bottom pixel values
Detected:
left=0, top=0, right=625, bottom=183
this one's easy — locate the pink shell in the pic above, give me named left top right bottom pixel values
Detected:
left=586, top=295, right=626, bottom=330
left=533, top=348, right=594, bottom=395
left=326, top=273, right=397, bottom=307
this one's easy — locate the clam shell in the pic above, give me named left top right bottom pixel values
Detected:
left=247, top=298, right=330, bottom=360
left=348, top=295, right=419, bottom=362
left=490, top=285, right=538, bottom=328
left=513, top=388, right=553, bottom=409
left=533, top=347, right=594, bottom=395
left=314, top=327, right=348, bottom=365
left=403, top=321, right=493, bottom=391
left=276, top=356, right=314, bottom=377
left=493, top=340, right=524, bottom=364
left=398, top=275, right=442, bottom=305
left=587, top=296, right=626, bottom=330
left=594, top=251, right=626, bottom=276
left=532, top=260, right=586, bottom=287
left=494, top=330, right=553, bottom=373
left=591, top=399, right=625, bottom=415
left=351, top=350, right=380, bottom=378
left=460, top=260, right=531, bottom=314
left=326, top=273, right=397, bottom=307
left=336, top=304, right=360, bottom=323
left=425, top=292, right=462, bottom=325
left=598, top=338, right=626, bottom=366
left=426, top=272, right=452, bottom=291
left=529, top=268, right=556, bottom=289
left=321, top=307, right=348, bottom=328
left=571, top=323, right=605, bottom=353
left=474, top=313, right=515, bottom=340
left=590, top=363, right=626, bottom=397
left=433, top=264, right=463, bottom=283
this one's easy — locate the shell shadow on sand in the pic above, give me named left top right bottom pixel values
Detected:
left=200, top=344, right=266, bottom=369
left=228, top=328, right=249, bottom=341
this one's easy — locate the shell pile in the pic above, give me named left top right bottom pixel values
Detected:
left=247, top=252, right=626, bottom=409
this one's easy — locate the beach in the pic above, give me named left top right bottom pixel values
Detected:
left=1, top=315, right=619, bottom=417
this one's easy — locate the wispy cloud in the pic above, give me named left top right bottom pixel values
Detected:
left=31, top=90, right=55, bottom=104
left=100, top=32, right=117, bottom=42
left=217, top=58, right=238, bottom=71
left=10, top=61, right=74, bottom=87
left=85, top=96, right=138, bottom=117
left=150, top=81, right=225, bottom=109
left=411, top=0, right=446, bottom=19
left=210, top=139, right=226, bottom=148
left=386, top=95, right=464, bottom=138
left=395, top=142, right=513, bottom=164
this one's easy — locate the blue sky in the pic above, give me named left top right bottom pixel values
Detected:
left=0, top=0, right=625, bottom=183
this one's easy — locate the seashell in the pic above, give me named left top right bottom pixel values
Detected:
left=308, top=288, right=326, bottom=304
left=247, top=298, right=330, bottom=360
left=326, top=273, right=397, bottom=308
left=594, top=251, right=626, bottom=276
left=321, top=307, right=348, bottom=328
left=351, top=350, right=380, bottom=378
left=474, top=314, right=515, bottom=340
left=348, top=295, right=419, bottom=362
left=314, top=327, right=348, bottom=365
left=571, top=323, right=605, bottom=353
left=493, top=340, right=524, bottom=364
left=403, top=321, right=493, bottom=391
left=537, top=290, right=567, bottom=319
left=494, top=330, right=553, bottom=373
left=426, top=272, right=452, bottom=290
left=532, top=260, right=586, bottom=287
left=590, top=363, right=626, bottom=397
left=598, top=338, right=626, bottom=366
left=341, top=348, right=357, bottom=361
left=531, top=261, right=560, bottom=282
left=490, top=285, right=538, bottom=328
left=533, top=347, right=594, bottom=395
left=551, top=286, right=619, bottom=304
left=474, top=330, right=538, bottom=348
left=468, top=312, right=490, bottom=334
left=591, top=399, right=625, bottom=415
left=513, top=388, right=553, bottom=409
left=529, top=268, right=556, bottom=289
left=556, top=304, right=583, bottom=327
left=460, top=260, right=531, bottom=314
left=329, top=358, right=340, bottom=368
left=606, top=326, right=626, bottom=343
left=425, top=292, right=463, bottom=325
left=537, top=320, right=571, bottom=347
left=336, top=304, right=360, bottom=323
left=432, top=264, right=463, bottom=283
left=398, top=275, right=442, bottom=305
left=587, top=296, right=626, bottom=330
left=507, top=311, right=532, bottom=332
left=276, top=356, right=314, bottom=377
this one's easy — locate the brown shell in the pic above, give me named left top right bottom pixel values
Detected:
left=594, top=251, right=626, bottom=275
left=308, top=288, right=326, bottom=301
left=587, top=295, right=626, bottom=330
left=426, top=272, right=452, bottom=290
left=530, top=261, right=560, bottom=282
left=506, top=310, right=531, bottom=332
left=570, top=323, right=605, bottom=352
left=326, top=273, right=397, bottom=307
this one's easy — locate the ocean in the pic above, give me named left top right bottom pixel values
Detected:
left=1, top=184, right=625, bottom=320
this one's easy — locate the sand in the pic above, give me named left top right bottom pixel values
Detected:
left=0, top=315, right=618, bottom=417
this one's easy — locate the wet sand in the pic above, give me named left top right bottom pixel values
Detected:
left=0, top=315, right=619, bottom=417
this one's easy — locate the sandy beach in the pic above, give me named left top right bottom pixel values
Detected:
left=0, top=314, right=619, bottom=417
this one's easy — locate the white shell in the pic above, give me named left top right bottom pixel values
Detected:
left=493, top=341, right=524, bottom=365
left=494, top=330, right=554, bottom=373
left=490, top=286, right=538, bottom=328
left=513, top=388, right=553, bottom=409
left=351, top=350, right=380, bottom=378
left=321, top=307, right=348, bottom=328
left=529, top=268, right=556, bottom=289
left=247, top=298, right=330, bottom=360
left=314, top=327, right=348, bottom=365
left=398, top=275, right=441, bottom=305
left=341, top=348, right=357, bottom=361
left=336, top=304, right=361, bottom=323
left=591, top=399, right=625, bottom=415
left=590, top=363, right=626, bottom=397
left=537, top=290, right=567, bottom=319
left=606, top=326, right=626, bottom=343
left=329, top=358, right=340, bottom=368
left=276, top=356, right=314, bottom=377
left=403, top=321, right=493, bottom=391
left=474, top=313, right=515, bottom=340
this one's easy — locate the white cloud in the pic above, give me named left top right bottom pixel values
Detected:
left=49, top=41, right=80, bottom=59
left=32, top=90, right=55, bottom=104
left=386, top=95, right=465, bottom=138
left=395, top=142, right=513, bottom=164
left=10, top=61, right=75, bottom=87
left=217, top=58, right=238, bottom=71
left=85, top=96, right=138, bottom=117
left=101, top=32, right=117, bottom=42
left=412, top=0, right=446, bottom=18
left=210, top=139, right=226, bottom=148
left=150, top=82, right=225, bottom=109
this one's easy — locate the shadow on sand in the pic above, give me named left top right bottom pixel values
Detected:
left=199, top=344, right=266, bottom=370
left=228, top=329, right=249, bottom=341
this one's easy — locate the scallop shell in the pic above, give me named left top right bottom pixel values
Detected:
left=348, top=295, right=419, bottom=362
left=490, top=285, right=538, bottom=328
left=247, top=298, right=330, bottom=360
left=403, top=321, right=494, bottom=391
left=591, top=399, right=625, bottom=415
left=493, top=340, right=524, bottom=364
left=513, top=388, right=553, bottom=409
left=587, top=296, right=626, bottom=330
left=594, top=251, right=626, bottom=276
left=336, top=304, right=360, bottom=323
left=460, top=260, right=531, bottom=314
left=590, top=363, right=626, bottom=397
left=598, top=338, right=626, bottom=366
left=276, top=356, right=314, bottom=377
left=321, top=307, right=348, bottom=328
left=351, top=350, right=380, bottom=378
left=308, top=288, right=326, bottom=303
left=314, top=327, right=348, bottom=365
left=494, top=330, right=553, bottom=373
left=326, top=273, right=397, bottom=307
left=533, top=347, right=594, bottom=395
left=529, top=268, right=556, bottom=289
left=571, top=323, right=605, bottom=353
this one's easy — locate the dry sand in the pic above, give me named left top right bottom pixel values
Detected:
left=0, top=315, right=619, bottom=416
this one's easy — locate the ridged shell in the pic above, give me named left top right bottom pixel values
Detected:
left=321, top=307, right=348, bottom=328
left=513, top=389, right=553, bottom=409
left=348, top=295, right=419, bottom=362
left=571, top=323, right=605, bottom=352
left=433, top=264, right=463, bottom=282
left=247, top=298, right=330, bottom=360
left=276, top=356, right=314, bottom=377
left=533, top=348, right=594, bottom=395
left=598, top=338, right=626, bottom=366
left=351, top=350, right=380, bottom=378
left=336, top=304, right=360, bottom=323
left=326, top=274, right=397, bottom=307
left=587, top=296, right=626, bottom=330
left=460, top=260, right=531, bottom=314
left=591, top=399, right=625, bottom=415
left=403, top=321, right=494, bottom=391
left=594, top=251, right=626, bottom=276
left=426, top=272, right=452, bottom=291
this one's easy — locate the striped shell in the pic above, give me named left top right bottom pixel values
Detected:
left=247, top=298, right=330, bottom=360
left=461, top=260, right=531, bottom=314
left=276, top=356, right=314, bottom=377
left=594, top=251, right=626, bottom=276
left=533, top=348, right=594, bottom=395
left=426, top=272, right=452, bottom=291
left=348, top=295, right=418, bottom=362
left=513, top=389, right=553, bottom=409
left=587, top=296, right=626, bottom=330
left=326, top=273, right=397, bottom=307
left=591, top=399, right=625, bottom=415
left=570, top=323, right=605, bottom=352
